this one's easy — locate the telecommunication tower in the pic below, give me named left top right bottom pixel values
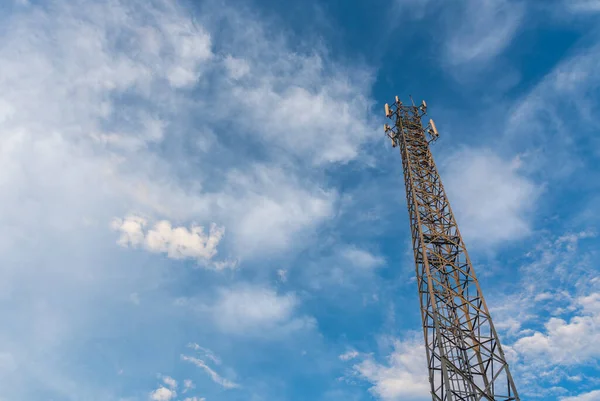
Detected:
left=384, top=97, right=519, bottom=401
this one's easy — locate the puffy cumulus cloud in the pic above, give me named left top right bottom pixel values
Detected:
left=211, top=285, right=315, bottom=336
left=180, top=355, right=238, bottom=389
left=486, top=230, right=599, bottom=397
left=514, top=293, right=600, bottom=366
left=489, top=231, right=596, bottom=338
left=162, top=376, right=177, bottom=389
left=111, top=216, right=226, bottom=265
left=353, top=337, right=429, bottom=401
left=561, top=390, right=600, bottom=401
left=150, top=386, right=176, bottom=401
left=442, top=148, right=539, bottom=248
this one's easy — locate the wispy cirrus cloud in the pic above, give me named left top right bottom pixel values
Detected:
left=180, top=355, right=239, bottom=389
left=443, top=0, right=525, bottom=67
left=565, top=0, right=600, bottom=13
left=393, top=0, right=525, bottom=70
left=111, top=216, right=227, bottom=265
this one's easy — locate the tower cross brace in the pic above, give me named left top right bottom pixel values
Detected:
left=384, top=97, right=520, bottom=401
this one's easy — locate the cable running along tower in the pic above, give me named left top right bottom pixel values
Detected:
left=384, top=97, right=519, bottom=401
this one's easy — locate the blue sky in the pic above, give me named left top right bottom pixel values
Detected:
left=0, top=0, right=599, bottom=400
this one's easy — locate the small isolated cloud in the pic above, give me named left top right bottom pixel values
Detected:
left=162, top=376, right=177, bottom=389
left=180, top=355, right=238, bottom=389
left=353, top=337, right=429, bottom=401
left=277, top=269, right=288, bottom=282
left=183, top=397, right=206, bottom=401
left=341, top=246, right=385, bottom=269
left=560, top=390, right=600, bottom=401
left=150, top=387, right=176, bottom=401
left=442, top=148, right=539, bottom=248
left=339, top=350, right=359, bottom=361
left=183, top=379, right=194, bottom=393
left=211, top=285, right=314, bottom=335
left=112, top=216, right=227, bottom=266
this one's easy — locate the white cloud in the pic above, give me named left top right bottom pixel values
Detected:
left=182, top=379, right=194, bottom=393
left=514, top=292, right=600, bottom=366
left=395, top=0, right=523, bottom=67
left=112, top=216, right=226, bottom=265
left=566, top=0, right=600, bottom=12
left=162, top=376, right=177, bottom=389
left=0, top=0, right=375, bottom=398
left=188, top=344, right=221, bottom=365
left=353, top=337, right=429, bottom=401
left=489, top=231, right=596, bottom=336
left=223, top=165, right=335, bottom=257
left=233, top=84, right=375, bottom=165
left=183, top=397, right=205, bottom=401
left=486, top=230, right=599, bottom=396
left=213, top=16, right=377, bottom=166
left=150, top=387, right=176, bottom=401
left=223, top=55, right=250, bottom=79
left=444, top=0, right=524, bottom=66
left=560, top=390, right=600, bottom=401
left=277, top=269, right=288, bottom=282
left=211, top=285, right=314, bottom=335
left=180, top=355, right=238, bottom=389
left=442, top=148, right=539, bottom=248
left=340, top=247, right=385, bottom=269
left=506, top=40, right=600, bottom=178
left=339, top=350, right=359, bottom=361
left=112, top=216, right=148, bottom=248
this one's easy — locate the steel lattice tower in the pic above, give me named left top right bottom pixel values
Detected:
left=383, top=97, right=519, bottom=401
